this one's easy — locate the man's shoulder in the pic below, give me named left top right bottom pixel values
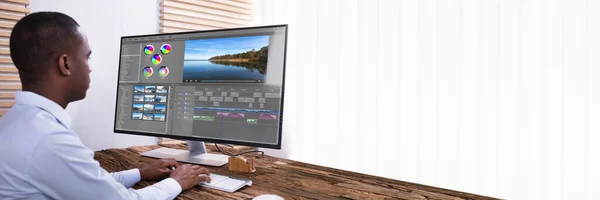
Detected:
left=0, top=105, right=80, bottom=180
left=0, top=106, right=86, bottom=200
left=0, top=105, right=76, bottom=154
left=0, top=104, right=70, bottom=136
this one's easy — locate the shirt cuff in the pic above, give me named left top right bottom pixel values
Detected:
left=156, top=178, right=183, bottom=199
left=121, top=169, right=142, bottom=188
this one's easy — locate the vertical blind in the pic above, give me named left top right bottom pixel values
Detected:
left=259, top=0, right=600, bottom=199
left=0, top=0, right=28, bottom=117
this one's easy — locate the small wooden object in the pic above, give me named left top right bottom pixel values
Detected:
left=228, top=156, right=256, bottom=173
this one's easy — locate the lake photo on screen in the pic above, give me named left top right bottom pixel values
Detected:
left=183, top=35, right=269, bottom=81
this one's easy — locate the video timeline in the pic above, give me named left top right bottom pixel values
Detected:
left=193, top=107, right=278, bottom=124
left=194, top=107, right=278, bottom=115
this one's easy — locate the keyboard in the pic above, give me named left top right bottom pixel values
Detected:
left=200, top=173, right=252, bottom=193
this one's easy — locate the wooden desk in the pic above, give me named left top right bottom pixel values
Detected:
left=94, top=144, right=498, bottom=200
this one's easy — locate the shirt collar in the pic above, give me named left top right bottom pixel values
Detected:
left=15, top=91, right=73, bottom=129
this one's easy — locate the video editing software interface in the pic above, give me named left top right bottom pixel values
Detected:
left=114, top=26, right=287, bottom=146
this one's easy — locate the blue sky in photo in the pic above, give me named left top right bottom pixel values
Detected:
left=134, top=86, right=144, bottom=92
left=184, top=35, right=269, bottom=60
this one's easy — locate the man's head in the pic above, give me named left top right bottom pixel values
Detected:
left=10, top=12, right=91, bottom=103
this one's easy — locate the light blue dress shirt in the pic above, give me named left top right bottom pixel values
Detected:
left=0, top=91, right=182, bottom=199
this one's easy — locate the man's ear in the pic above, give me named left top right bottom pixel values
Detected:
left=58, top=54, right=71, bottom=76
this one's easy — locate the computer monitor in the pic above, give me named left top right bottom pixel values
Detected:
left=113, top=25, right=288, bottom=166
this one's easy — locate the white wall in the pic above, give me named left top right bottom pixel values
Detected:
left=259, top=0, right=600, bottom=200
left=29, top=0, right=162, bottom=150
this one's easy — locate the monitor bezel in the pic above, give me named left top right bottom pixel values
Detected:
left=113, top=24, right=288, bottom=150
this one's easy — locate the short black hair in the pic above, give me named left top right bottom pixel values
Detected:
left=10, top=12, right=81, bottom=84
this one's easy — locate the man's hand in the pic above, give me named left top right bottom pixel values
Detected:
left=169, top=164, right=211, bottom=190
left=139, top=158, right=180, bottom=181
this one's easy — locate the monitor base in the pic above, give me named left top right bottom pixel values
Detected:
left=140, top=141, right=229, bottom=167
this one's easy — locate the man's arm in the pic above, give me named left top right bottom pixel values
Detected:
left=28, top=131, right=181, bottom=200
left=111, top=169, right=141, bottom=188
left=112, top=158, right=182, bottom=189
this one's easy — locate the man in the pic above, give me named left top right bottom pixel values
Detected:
left=0, top=12, right=211, bottom=199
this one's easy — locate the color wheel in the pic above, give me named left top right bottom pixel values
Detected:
left=151, top=54, right=162, bottom=65
left=158, top=66, right=169, bottom=77
left=160, top=44, right=171, bottom=54
left=143, top=67, right=153, bottom=77
left=144, top=45, right=154, bottom=55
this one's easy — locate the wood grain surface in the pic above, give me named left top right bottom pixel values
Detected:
left=94, top=144, right=499, bottom=200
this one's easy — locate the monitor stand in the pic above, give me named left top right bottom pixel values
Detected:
left=140, top=141, right=229, bottom=167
